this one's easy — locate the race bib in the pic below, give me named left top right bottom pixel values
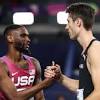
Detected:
left=29, top=97, right=34, bottom=100
left=77, top=89, right=84, bottom=100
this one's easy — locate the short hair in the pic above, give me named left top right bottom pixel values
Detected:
left=3, top=24, right=24, bottom=38
left=66, top=2, right=95, bottom=30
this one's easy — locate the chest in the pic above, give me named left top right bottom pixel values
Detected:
left=11, top=68, right=36, bottom=88
left=10, top=61, right=36, bottom=85
left=2, top=56, right=36, bottom=88
left=79, top=55, right=94, bottom=98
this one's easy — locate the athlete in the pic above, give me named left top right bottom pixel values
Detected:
left=0, top=24, right=53, bottom=100
left=45, top=2, right=100, bottom=100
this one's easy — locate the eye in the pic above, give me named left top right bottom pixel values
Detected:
left=20, top=34, right=26, bottom=37
left=20, top=34, right=29, bottom=38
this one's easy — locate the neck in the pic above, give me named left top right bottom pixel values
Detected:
left=6, top=46, right=23, bottom=62
left=77, top=29, right=95, bottom=52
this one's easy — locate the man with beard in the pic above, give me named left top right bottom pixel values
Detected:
left=0, top=24, right=54, bottom=100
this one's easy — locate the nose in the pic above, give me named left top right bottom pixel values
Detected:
left=65, top=24, right=69, bottom=31
left=26, top=36, right=31, bottom=42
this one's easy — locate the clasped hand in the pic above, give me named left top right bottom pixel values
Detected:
left=44, top=61, right=62, bottom=80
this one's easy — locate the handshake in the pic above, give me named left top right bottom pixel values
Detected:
left=44, top=61, right=62, bottom=80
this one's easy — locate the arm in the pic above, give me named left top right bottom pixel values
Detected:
left=85, top=42, right=100, bottom=100
left=0, top=62, right=22, bottom=100
left=0, top=60, right=53, bottom=100
left=45, top=64, right=79, bottom=92
left=58, top=74, right=79, bottom=92
left=32, top=58, right=45, bottom=100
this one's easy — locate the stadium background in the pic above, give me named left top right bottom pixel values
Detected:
left=0, top=0, right=100, bottom=100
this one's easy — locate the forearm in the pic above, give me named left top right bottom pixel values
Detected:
left=85, top=90, right=100, bottom=100
left=17, top=78, right=53, bottom=99
left=58, top=74, right=79, bottom=92
left=34, top=90, right=45, bottom=100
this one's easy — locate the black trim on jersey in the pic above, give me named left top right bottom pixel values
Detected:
left=84, top=39, right=97, bottom=56
left=79, top=38, right=97, bottom=98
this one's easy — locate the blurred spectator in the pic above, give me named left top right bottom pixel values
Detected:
left=0, top=0, right=32, bottom=24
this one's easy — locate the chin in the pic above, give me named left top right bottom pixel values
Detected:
left=70, top=35, right=77, bottom=40
left=70, top=36, right=74, bottom=39
left=70, top=37, right=76, bottom=40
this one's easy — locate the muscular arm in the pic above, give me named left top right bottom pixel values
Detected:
left=32, top=58, right=45, bottom=100
left=0, top=64, right=21, bottom=100
left=58, top=74, right=79, bottom=92
left=45, top=64, right=79, bottom=92
left=85, top=41, right=100, bottom=100
left=0, top=59, right=53, bottom=100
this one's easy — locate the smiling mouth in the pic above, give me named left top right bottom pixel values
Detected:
left=24, top=43, right=30, bottom=49
left=26, top=44, right=30, bottom=48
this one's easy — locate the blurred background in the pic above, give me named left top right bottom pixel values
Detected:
left=0, top=0, right=100, bottom=100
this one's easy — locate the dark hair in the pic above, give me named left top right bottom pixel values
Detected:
left=3, top=24, right=24, bottom=38
left=66, top=2, right=95, bottom=30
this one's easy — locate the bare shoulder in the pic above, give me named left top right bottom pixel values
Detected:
left=93, top=40, right=100, bottom=47
left=30, top=57, right=40, bottom=67
left=88, top=40, right=100, bottom=54
left=0, top=59, right=7, bottom=71
left=30, top=57, right=41, bottom=73
left=0, top=59, right=8, bottom=79
left=88, top=40, right=100, bottom=65
left=24, top=55, right=40, bottom=67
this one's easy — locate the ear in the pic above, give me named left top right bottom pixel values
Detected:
left=75, top=18, right=82, bottom=27
left=7, top=34, right=14, bottom=43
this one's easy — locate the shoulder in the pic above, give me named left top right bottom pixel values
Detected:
left=30, top=57, right=42, bottom=78
left=31, top=57, right=41, bottom=71
left=87, top=40, right=100, bottom=64
left=23, top=54, right=40, bottom=65
left=24, top=55, right=41, bottom=73
left=0, top=57, right=7, bottom=69
left=88, top=40, right=100, bottom=54
left=0, top=58, right=8, bottom=78
left=0, top=57, right=9, bottom=73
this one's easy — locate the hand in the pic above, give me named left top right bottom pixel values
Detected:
left=44, top=61, right=62, bottom=80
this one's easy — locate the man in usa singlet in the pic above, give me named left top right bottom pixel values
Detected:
left=0, top=24, right=54, bottom=100
left=0, top=55, right=36, bottom=100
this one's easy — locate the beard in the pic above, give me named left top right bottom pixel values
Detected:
left=14, top=42, right=31, bottom=55
left=23, top=47, right=31, bottom=55
left=14, top=42, right=25, bottom=52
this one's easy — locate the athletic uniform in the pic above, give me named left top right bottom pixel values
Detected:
left=0, top=55, right=36, bottom=100
left=78, top=39, right=97, bottom=99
